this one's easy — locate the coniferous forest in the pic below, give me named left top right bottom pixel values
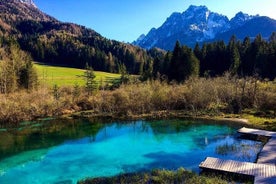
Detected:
left=1, top=32, right=275, bottom=94
left=150, top=33, right=276, bottom=82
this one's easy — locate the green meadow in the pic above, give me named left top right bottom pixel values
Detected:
left=34, top=63, right=121, bottom=86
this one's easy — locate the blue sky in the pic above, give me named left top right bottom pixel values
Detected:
left=35, top=0, right=276, bottom=42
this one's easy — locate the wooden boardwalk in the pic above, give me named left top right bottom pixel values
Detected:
left=199, top=127, right=276, bottom=184
left=200, top=157, right=276, bottom=184
left=238, top=127, right=276, bottom=138
left=257, top=137, right=276, bottom=165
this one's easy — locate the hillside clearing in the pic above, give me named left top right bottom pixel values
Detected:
left=34, top=63, right=121, bottom=86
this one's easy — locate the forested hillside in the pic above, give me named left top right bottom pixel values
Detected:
left=0, top=0, right=153, bottom=74
left=0, top=0, right=275, bottom=84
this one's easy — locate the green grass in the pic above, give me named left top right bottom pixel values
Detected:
left=34, top=63, right=121, bottom=86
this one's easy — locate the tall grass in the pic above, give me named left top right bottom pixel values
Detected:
left=1, top=75, right=276, bottom=127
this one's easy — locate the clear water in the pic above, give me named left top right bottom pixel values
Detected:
left=0, top=119, right=262, bottom=184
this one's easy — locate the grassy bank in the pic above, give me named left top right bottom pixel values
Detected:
left=34, top=63, right=121, bottom=86
left=78, top=168, right=233, bottom=184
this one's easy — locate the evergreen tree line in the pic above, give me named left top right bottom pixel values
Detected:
left=149, top=32, right=276, bottom=81
left=0, top=37, right=38, bottom=93
left=16, top=20, right=152, bottom=75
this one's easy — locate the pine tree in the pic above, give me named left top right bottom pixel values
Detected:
left=269, top=32, right=276, bottom=43
left=266, top=35, right=276, bottom=79
left=118, top=63, right=129, bottom=84
left=240, top=36, right=252, bottom=76
left=229, top=46, right=241, bottom=75
left=19, top=60, right=38, bottom=90
left=193, top=42, right=201, bottom=61
left=183, top=46, right=200, bottom=78
left=253, top=34, right=266, bottom=75
left=169, top=41, right=182, bottom=81
left=140, top=59, right=153, bottom=81
left=84, top=63, right=97, bottom=95
left=170, top=41, right=199, bottom=82
left=228, top=35, right=241, bottom=76
left=200, top=43, right=208, bottom=76
left=161, top=52, right=172, bottom=76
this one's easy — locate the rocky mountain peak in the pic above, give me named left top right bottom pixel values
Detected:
left=133, top=5, right=230, bottom=50
left=185, top=5, right=208, bottom=13
left=230, top=11, right=254, bottom=28
left=133, top=5, right=275, bottom=50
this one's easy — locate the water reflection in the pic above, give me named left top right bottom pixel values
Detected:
left=0, top=118, right=106, bottom=160
left=215, top=139, right=262, bottom=161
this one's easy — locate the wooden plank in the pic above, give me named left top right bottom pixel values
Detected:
left=259, top=164, right=265, bottom=177
left=238, top=127, right=276, bottom=137
left=200, top=157, right=255, bottom=175
left=252, top=163, right=257, bottom=176
left=228, top=160, right=235, bottom=173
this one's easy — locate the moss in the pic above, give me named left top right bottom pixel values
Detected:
left=240, top=114, right=276, bottom=131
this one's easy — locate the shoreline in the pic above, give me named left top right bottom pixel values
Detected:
left=68, top=110, right=260, bottom=127
left=1, top=109, right=274, bottom=131
left=68, top=109, right=276, bottom=131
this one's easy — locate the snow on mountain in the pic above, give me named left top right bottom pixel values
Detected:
left=19, top=0, right=36, bottom=7
left=133, top=5, right=275, bottom=50
left=133, top=5, right=230, bottom=50
left=230, top=12, right=254, bottom=28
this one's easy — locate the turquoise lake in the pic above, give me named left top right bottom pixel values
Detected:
left=0, top=119, right=262, bottom=184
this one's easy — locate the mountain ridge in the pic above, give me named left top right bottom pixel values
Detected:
left=133, top=5, right=276, bottom=50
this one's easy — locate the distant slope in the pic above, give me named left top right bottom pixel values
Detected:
left=214, top=16, right=276, bottom=41
left=0, top=0, right=153, bottom=74
left=133, top=5, right=276, bottom=50
left=35, top=63, right=121, bottom=86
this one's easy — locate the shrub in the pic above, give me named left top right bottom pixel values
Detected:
left=1, top=76, right=276, bottom=124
